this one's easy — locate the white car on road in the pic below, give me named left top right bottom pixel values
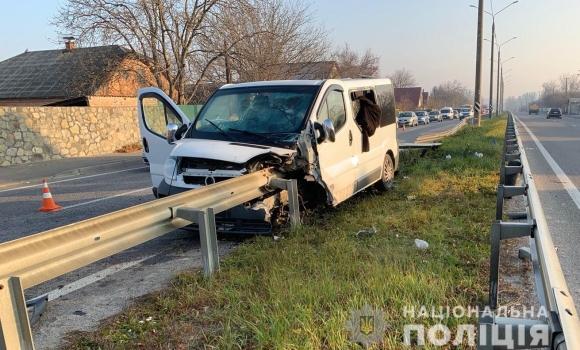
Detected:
left=415, top=111, right=430, bottom=125
left=398, top=111, right=418, bottom=127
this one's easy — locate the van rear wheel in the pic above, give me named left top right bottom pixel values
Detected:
left=376, top=153, right=394, bottom=192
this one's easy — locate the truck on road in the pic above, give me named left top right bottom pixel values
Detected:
left=529, top=104, right=539, bottom=115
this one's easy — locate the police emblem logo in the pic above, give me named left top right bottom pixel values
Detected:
left=359, top=315, right=374, bottom=335
left=345, top=304, right=388, bottom=347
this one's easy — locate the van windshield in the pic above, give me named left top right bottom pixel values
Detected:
left=187, top=85, right=319, bottom=146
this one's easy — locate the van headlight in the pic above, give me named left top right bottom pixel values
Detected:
left=163, top=157, right=178, bottom=181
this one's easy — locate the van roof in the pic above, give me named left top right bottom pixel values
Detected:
left=218, top=78, right=393, bottom=90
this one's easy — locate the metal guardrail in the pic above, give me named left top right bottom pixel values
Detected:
left=0, top=169, right=300, bottom=350
left=414, top=117, right=470, bottom=143
left=477, top=112, right=580, bottom=349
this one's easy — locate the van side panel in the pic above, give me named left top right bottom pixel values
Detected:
left=348, top=80, right=398, bottom=193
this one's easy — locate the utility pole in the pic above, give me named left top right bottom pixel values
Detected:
left=565, top=77, right=569, bottom=114
left=496, top=48, right=501, bottom=117
left=474, top=0, right=484, bottom=126
left=489, top=22, right=495, bottom=118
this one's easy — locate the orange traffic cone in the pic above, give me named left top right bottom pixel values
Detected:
left=39, top=179, right=62, bottom=212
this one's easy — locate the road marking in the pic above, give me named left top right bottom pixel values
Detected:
left=61, top=187, right=151, bottom=210
left=0, top=166, right=148, bottom=193
left=38, top=255, right=156, bottom=301
left=515, top=115, right=580, bottom=210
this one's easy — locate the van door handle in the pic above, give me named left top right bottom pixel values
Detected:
left=349, top=130, right=352, bottom=146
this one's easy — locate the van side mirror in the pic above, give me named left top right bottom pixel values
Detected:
left=167, top=123, right=178, bottom=144
left=323, top=119, right=336, bottom=142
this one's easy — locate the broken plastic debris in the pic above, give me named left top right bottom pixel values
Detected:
left=356, top=226, right=377, bottom=236
left=492, top=139, right=497, bottom=144
left=446, top=154, right=452, bottom=160
left=273, top=236, right=281, bottom=242
left=415, top=239, right=429, bottom=250
left=407, top=195, right=416, bottom=200
left=403, top=176, right=411, bottom=179
left=474, top=152, right=483, bottom=158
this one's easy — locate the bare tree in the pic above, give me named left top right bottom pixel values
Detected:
left=197, top=0, right=331, bottom=83
left=542, top=80, right=558, bottom=95
left=330, top=43, right=380, bottom=78
left=430, top=80, right=471, bottom=107
left=559, top=73, right=580, bottom=94
left=51, top=0, right=228, bottom=104
left=387, top=68, right=416, bottom=88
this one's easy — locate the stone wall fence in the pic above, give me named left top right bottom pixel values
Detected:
left=0, top=106, right=140, bottom=166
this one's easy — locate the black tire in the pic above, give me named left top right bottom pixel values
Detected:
left=376, top=153, right=395, bottom=192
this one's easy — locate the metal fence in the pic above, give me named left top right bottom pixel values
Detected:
left=0, top=169, right=299, bottom=349
left=478, top=112, right=580, bottom=349
left=414, top=117, right=470, bottom=143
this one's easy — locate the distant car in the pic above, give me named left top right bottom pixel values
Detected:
left=428, top=110, right=442, bottom=122
left=440, top=107, right=454, bottom=120
left=459, top=108, right=471, bottom=120
left=547, top=108, right=562, bottom=119
left=415, top=111, right=430, bottom=125
left=398, top=111, right=418, bottom=127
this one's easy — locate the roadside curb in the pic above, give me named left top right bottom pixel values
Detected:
left=53, top=158, right=146, bottom=178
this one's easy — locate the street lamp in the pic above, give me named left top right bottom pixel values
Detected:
left=495, top=37, right=517, bottom=116
left=471, top=1, right=518, bottom=117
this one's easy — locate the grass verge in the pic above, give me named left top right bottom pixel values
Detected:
left=66, top=116, right=507, bottom=349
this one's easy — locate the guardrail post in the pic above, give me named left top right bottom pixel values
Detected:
left=0, top=277, right=34, bottom=350
left=477, top=313, right=550, bottom=349
left=174, top=207, right=219, bottom=278
left=489, top=221, right=535, bottom=310
left=198, top=208, right=219, bottom=277
left=268, top=178, right=301, bottom=229
left=489, top=221, right=502, bottom=310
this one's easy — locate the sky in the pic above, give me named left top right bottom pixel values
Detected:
left=1, top=0, right=579, bottom=104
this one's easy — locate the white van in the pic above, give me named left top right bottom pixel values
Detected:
left=137, top=78, right=399, bottom=232
left=440, top=107, right=454, bottom=120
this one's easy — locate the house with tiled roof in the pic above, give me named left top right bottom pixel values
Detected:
left=394, top=87, right=425, bottom=110
left=0, top=40, right=156, bottom=107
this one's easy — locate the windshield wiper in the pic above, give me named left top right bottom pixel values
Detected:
left=229, top=128, right=284, bottom=147
left=207, top=120, right=238, bottom=142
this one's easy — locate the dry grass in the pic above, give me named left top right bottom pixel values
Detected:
left=64, top=116, right=508, bottom=350
left=114, top=142, right=143, bottom=153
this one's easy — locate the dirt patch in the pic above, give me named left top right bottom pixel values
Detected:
left=496, top=193, right=542, bottom=318
left=115, top=142, right=143, bottom=153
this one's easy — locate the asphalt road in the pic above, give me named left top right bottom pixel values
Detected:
left=397, top=118, right=462, bottom=143
left=0, top=166, right=239, bottom=349
left=512, top=112, right=580, bottom=312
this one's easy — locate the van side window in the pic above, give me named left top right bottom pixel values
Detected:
left=319, top=90, right=346, bottom=130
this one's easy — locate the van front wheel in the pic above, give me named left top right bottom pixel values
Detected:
left=376, top=153, right=395, bottom=192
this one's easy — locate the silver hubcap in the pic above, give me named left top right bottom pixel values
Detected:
left=383, top=155, right=394, bottom=187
